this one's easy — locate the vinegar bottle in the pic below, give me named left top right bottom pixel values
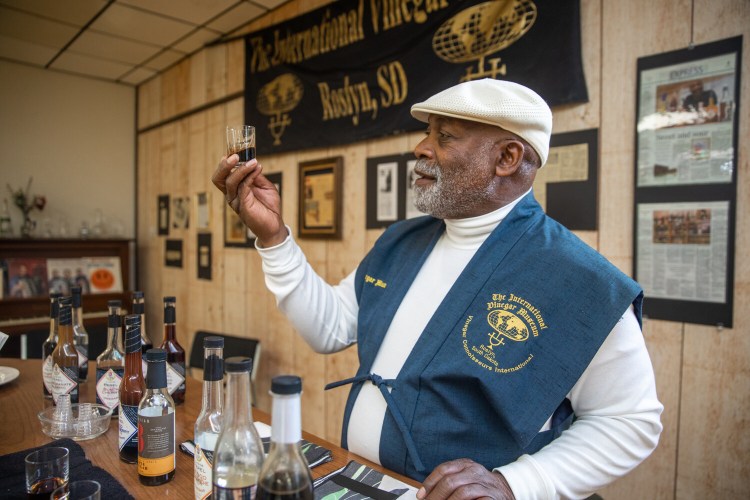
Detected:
left=71, top=286, right=90, bottom=382
left=212, top=357, right=264, bottom=500
left=119, top=314, right=145, bottom=463
left=95, top=300, right=125, bottom=416
left=138, top=348, right=176, bottom=486
left=194, top=336, right=224, bottom=500
left=160, top=296, right=186, bottom=404
left=50, top=296, right=79, bottom=404
left=132, top=291, right=153, bottom=371
left=42, top=292, right=62, bottom=400
left=256, top=376, right=313, bottom=500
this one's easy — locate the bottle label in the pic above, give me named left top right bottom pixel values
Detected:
left=194, top=444, right=214, bottom=500
left=165, top=362, right=186, bottom=396
left=96, top=368, right=124, bottom=411
left=42, top=356, right=54, bottom=395
left=50, top=363, right=78, bottom=403
left=119, top=404, right=139, bottom=451
left=138, top=411, right=175, bottom=477
left=77, top=345, right=89, bottom=368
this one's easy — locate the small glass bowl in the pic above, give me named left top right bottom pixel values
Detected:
left=38, top=403, right=113, bottom=441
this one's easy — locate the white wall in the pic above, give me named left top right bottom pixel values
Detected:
left=0, top=61, right=136, bottom=238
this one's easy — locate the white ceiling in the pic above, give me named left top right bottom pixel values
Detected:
left=0, top=0, right=288, bottom=86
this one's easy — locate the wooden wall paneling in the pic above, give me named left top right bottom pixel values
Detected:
left=188, top=50, right=207, bottom=110
left=205, top=44, right=228, bottom=103
left=226, top=40, right=245, bottom=96
left=599, top=319, right=682, bottom=500
left=137, top=77, right=161, bottom=130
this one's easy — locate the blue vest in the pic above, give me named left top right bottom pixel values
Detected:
left=332, top=193, right=643, bottom=481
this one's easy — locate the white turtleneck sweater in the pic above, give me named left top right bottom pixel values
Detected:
left=257, top=193, right=662, bottom=499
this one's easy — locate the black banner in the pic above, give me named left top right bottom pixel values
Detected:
left=245, top=0, right=587, bottom=154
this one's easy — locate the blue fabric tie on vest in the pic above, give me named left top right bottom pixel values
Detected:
left=325, top=373, right=426, bottom=473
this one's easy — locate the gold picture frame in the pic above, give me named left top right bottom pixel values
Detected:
left=298, top=157, right=343, bottom=239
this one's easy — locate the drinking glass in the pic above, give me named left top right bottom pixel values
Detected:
left=51, top=479, right=101, bottom=500
left=24, top=446, right=69, bottom=497
left=226, top=125, right=256, bottom=166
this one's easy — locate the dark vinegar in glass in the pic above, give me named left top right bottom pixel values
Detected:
left=28, top=476, right=66, bottom=498
left=256, top=480, right=314, bottom=500
left=233, top=146, right=255, bottom=163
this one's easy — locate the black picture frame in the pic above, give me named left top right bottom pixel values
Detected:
left=633, top=36, right=741, bottom=327
left=298, top=157, right=343, bottom=239
left=157, top=194, right=170, bottom=236
left=365, top=153, right=425, bottom=229
left=197, top=233, right=211, bottom=280
left=165, top=239, right=183, bottom=268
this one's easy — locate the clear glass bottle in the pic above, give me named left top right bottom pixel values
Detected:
left=138, top=348, right=176, bottom=486
left=50, top=296, right=80, bottom=404
left=212, top=357, right=264, bottom=500
left=42, top=292, right=62, bottom=400
left=71, top=286, right=90, bottom=382
left=95, top=300, right=125, bottom=416
left=257, top=376, right=313, bottom=500
left=0, top=198, right=12, bottom=237
left=119, top=314, right=145, bottom=463
left=160, top=296, right=186, bottom=404
left=194, top=336, right=225, bottom=500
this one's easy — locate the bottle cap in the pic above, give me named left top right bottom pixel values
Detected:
left=271, top=375, right=302, bottom=395
left=108, top=299, right=122, bottom=308
left=50, top=292, right=62, bottom=299
left=203, top=336, right=224, bottom=349
left=58, top=296, right=72, bottom=307
left=163, top=296, right=176, bottom=303
left=133, top=291, right=144, bottom=299
left=146, top=348, right=167, bottom=362
left=224, top=356, right=252, bottom=373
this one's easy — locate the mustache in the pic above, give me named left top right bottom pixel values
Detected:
left=414, top=159, right=440, bottom=177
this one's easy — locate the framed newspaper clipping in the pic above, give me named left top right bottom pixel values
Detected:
left=634, top=36, right=741, bottom=327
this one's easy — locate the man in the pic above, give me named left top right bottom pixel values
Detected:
left=682, top=80, right=718, bottom=112
left=213, top=79, right=663, bottom=499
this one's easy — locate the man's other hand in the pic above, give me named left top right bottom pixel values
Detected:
left=416, top=458, right=515, bottom=500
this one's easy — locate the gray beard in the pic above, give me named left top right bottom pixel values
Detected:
left=412, top=158, right=493, bottom=219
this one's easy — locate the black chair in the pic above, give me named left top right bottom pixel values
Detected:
left=189, top=330, right=261, bottom=402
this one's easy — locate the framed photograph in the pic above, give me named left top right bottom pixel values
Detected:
left=633, top=36, right=740, bottom=327
left=197, top=233, right=212, bottom=280
left=298, top=157, right=343, bottom=239
left=195, top=192, right=211, bottom=231
left=224, top=204, right=253, bottom=248
left=534, top=128, right=598, bottom=231
left=366, top=153, right=425, bottom=229
left=165, top=239, right=183, bottom=268
left=157, top=194, right=170, bottom=235
left=171, top=196, right=190, bottom=230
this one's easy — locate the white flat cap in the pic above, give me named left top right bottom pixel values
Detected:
left=411, top=78, right=553, bottom=166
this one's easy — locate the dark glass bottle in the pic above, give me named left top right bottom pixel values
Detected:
left=256, top=376, right=313, bottom=500
left=160, top=296, right=186, bottom=405
left=138, top=348, right=176, bottom=486
left=132, top=291, right=153, bottom=355
left=212, top=357, right=264, bottom=500
left=42, top=292, right=62, bottom=400
left=95, top=300, right=125, bottom=416
left=71, top=286, right=90, bottom=382
left=119, top=314, right=146, bottom=463
left=50, top=296, right=80, bottom=404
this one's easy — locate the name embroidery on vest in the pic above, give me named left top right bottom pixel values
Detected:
left=364, top=274, right=387, bottom=288
left=461, top=293, right=549, bottom=374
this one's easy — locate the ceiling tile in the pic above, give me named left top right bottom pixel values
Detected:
left=0, top=6, right=79, bottom=49
left=171, top=27, right=222, bottom=54
left=118, top=0, right=239, bottom=26
left=68, top=30, right=162, bottom=65
left=252, top=0, right=288, bottom=10
left=51, top=50, right=135, bottom=80
left=0, top=0, right=108, bottom=27
left=143, top=48, right=186, bottom=72
left=206, top=2, right=264, bottom=33
left=119, top=66, right=158, bottom=86
left=0, top=34, right=58, bottom=66
left=90, top=3, right=195, bottom=46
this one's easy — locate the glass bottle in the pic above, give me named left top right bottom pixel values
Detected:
left=0, top=198, right=12, bottom=237
left=95, top=300, right=125, bottom=416
left=257, top=376, right=313, bottom=500
left=119, top=314, right=146, bottom=463
left=71, top=286, right=90, bottom=382
left=212, top=357, right=264, bottom=500
left=42, top=292, right=62, bottom=400
left=160, top=296, right=186, bottom=405
left=132, top=291, right=153, bottom=371
left=194, top=336, right=225, bottom=500
left=50, top=296, right=80, bottom=404
left=138, top=348, right=176, bottom=486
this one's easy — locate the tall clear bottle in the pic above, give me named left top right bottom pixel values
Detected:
left=256, top=376, right=313, bottom=500
left=138, top=348, right=176, bottom=486
left=95, top=300, right=125, bottom=416
left=212, top=357, right=264, bottom=500
left=194, top=336, right=224, bottom=500
left=160, top=296, right=186, bottom=405
left=71, top=286, right=90, bottom=382
left=42, top=292, right=62, bottom=400
left=119, top=314, right=146, bottom=463
left=50, top=296, right=80, bottom=404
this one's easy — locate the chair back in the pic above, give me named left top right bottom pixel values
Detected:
left=189, top=331, right=261, bottom=401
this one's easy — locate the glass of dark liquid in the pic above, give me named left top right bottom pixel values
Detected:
left=24, top=446, right=69, bottom=498
left=226, top=125, right=256, bottom=166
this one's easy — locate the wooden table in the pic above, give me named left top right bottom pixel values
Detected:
left=0, top=359, right=418, bottom=497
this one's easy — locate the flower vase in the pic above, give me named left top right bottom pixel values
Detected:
left=20, top=216, right=35, bottom=238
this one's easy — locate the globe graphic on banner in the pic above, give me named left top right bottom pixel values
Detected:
left=432, top=0, right=537, bottom=64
